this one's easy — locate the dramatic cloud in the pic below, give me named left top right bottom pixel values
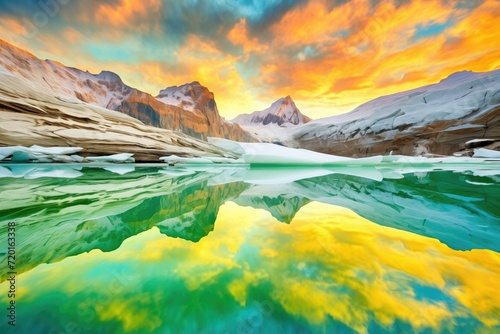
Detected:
left=0, top=0, right=498, bottom=118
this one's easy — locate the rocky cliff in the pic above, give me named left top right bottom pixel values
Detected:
left=121, top=82, right=256, bottom=141
left=0, top=38, right=255, bottom=143
left=0, top=73, right=236, bottom=161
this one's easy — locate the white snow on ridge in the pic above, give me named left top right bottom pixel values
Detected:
left=292, top=70, right=500, bottom=142
left=233, top=96, right=311, bottom=127
left=156, top=85, right=196, bottom=112
left=239, top=123, right=295, bottom=143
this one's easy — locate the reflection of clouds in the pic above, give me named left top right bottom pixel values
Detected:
left=268, top=203, right=500, bottom=330
left=8, top=202, right=500, bottom=333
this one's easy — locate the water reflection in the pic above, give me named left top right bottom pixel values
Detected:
left=0, top=165, right=499, bottom=333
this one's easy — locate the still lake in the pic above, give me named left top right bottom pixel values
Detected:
left=0, top=163, right=499, bottom=333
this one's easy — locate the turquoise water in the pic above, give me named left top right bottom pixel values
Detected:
left=0, top=164, right=499, bottom=333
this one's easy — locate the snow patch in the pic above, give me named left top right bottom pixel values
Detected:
left=465, top=138, right=496, bottom=145
left=233, top=96, right=311, bottom=126
left=156, top=85, right=196, bottom=112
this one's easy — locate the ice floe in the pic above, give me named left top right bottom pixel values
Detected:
left=0, top=145, right=84, bottom=163
left=86, top=153, right=135, bottom=163
left=473, top=148, right=500, bottom=159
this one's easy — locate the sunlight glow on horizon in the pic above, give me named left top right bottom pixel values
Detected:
left=0, top=0, right=498, bottom=119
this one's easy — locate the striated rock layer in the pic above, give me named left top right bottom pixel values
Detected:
left=0, top=74, right=237, bottom=162
left=0, top=38, right=255, bottom=143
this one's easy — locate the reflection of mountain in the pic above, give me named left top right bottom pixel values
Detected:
left=289, top=171, right=500, bottom=252
left=0, top=166, right=499, bottom=282
left=233, top=186, right=311, bottom=223
left=0, top=167, right=248, bottom=281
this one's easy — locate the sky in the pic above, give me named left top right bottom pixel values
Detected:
left=0, top=0, right=499, bottom=119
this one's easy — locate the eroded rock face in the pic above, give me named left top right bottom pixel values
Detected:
left=0, top=38, right=256, bottom=143
left=0, top=74, right=236, bottom=162
left=0, top=39, right=134, bottom=111
left=121, top=82, right=256, bottom=142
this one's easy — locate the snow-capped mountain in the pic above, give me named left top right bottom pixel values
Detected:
left=0, top=38, right=256, bottom=142
left=0, top=71, right=237, bottom=161
left=121, top=81, right=256, bottom=141
left=233, top=95, right=311, bottom=126
left=156, top=84, right=198, bottom=112
left=288, top=70, right=500, bottom=156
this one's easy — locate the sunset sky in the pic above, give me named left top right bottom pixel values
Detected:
left=0, top=0, right=499, bottom=119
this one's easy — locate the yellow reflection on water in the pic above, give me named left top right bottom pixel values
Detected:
left=12, top=201, right=500, bottom=333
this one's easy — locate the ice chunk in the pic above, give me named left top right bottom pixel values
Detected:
left=11, top=151, right=34, bottom=162
left=239, top=142, right=383, bottom=165
left=207, top=137, right=246, bottom=155
left=86, top=153, right=135, bottom=163
left=0, top=146, right=85, bottom=162
left=29, top=145, right=83, bottom=155
left=205, top=156, right=245, bottom=164
left=473, top=148, right=500, bottom=159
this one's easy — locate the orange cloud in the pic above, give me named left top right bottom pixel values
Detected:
left=0, top=18, right=40, bottom=51
left=228, top=18, right=268, bottom=57
left=252, top=0, right=500, bottom=118
left=94, top=0, right=162, bottom=31
left=133, top=34, right=259, bottom=116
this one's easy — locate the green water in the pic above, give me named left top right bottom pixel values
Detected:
left=0, top=164, right=499, bottom=333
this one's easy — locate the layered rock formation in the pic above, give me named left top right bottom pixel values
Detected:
left=0, top=38, right=255, bottom=142
left=0, top=39, right=134, bottom=110
left=289, top=70, right=500, bottom=157
left=0, top=73, right=236, bottom=161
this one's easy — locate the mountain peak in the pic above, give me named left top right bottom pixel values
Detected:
left=96, top=70, right=123, bottom=83
left=232, top=96, right=312, bottom=127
